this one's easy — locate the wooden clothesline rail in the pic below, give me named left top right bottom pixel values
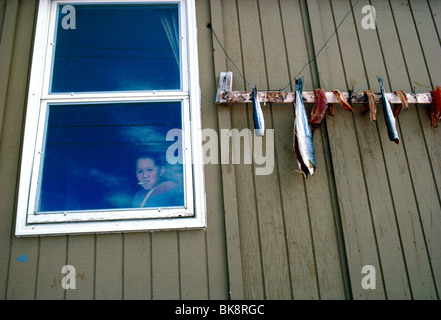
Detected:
left=215, top=72, right=433, bottom=105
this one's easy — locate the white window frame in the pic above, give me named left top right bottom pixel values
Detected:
left=15, top=0, right=205, bottom=236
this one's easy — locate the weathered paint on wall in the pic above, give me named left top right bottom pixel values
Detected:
left=0, top=0, right=439, bottom=300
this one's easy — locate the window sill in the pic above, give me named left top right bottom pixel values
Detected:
left=15, top=213, right=206, bottom=237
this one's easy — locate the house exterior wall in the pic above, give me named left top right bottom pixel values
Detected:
left=0, top=0, right=439, bottom=300
left=210, top=0, right=440, bottom=300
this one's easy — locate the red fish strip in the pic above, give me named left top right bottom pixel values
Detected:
left=430, top=84, right=441, bottom=127
left=309, top=88, right=328, bottom=127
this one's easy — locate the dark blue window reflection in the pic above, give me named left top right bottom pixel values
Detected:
left=38, top=102, right=185, bottom=212
left=51, top=4, right=181, bottom=93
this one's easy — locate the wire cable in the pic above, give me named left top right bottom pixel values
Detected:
left=207, top=0, right=361, bottom=91
left=208, top=23, right=254, bottom=90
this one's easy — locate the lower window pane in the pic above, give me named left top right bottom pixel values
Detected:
left=38, top=101, right=185, bottom=212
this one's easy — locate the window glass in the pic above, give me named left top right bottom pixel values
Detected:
left=51, top=3, right=181, bottom=93
left=38, top=101, right=185, bottom=212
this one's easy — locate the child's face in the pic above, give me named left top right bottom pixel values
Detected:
left=136, top=158, right=163, bottom=190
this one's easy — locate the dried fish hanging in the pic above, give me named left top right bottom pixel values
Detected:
left=393, top=90, right=409, bottom=117
left=331, top=89, right=354, bottom=112
left=293, top=77, right=316, bottom=178
left=309, top=88, right=328, bottom=128
left=361, top=89, right=377, bottom=121
left=251, top=87, right=265, bottom=137
left=378, top=77, right=400, bottom=144
left=209, top=0, right=437, bottom=179
left=215, top=71, right=438, bottom=178
left=430, top=84, right=441, bottom=128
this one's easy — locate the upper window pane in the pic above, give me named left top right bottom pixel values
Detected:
left=51, top=3, right=181, bottom=93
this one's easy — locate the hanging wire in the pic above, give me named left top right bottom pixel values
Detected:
left=208, top=23, right=254, bottom=90
left=207, top=0, right=361, bottom=91
left=279, top=0, right=361, bottom=91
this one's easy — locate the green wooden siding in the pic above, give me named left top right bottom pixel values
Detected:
left=211, top=0, right=348, bottom=300
left=211, top=0, right=440, bottom=300
left=0, top=0, right=439, bottom=300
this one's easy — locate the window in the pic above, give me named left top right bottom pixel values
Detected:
left=16, top=0, right=205, bottom=236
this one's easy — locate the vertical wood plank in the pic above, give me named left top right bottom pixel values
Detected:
left=346, top=0, right=439, bottom=299
left=414, top=0, right=441, bottom=213
left=409, top=0, right=441, bottom=87
left=198, top=0, right=230, bottom=300
left=428, top=0, right=441, bottom=39
left=306, top=129, right=347, bottom=299
left=179, top=230, right=209, bottom=299
left=303, top=0, right=354, bottom=299
left=388, top=0, right=441, bottom=297
left=278, top=0, right=320, bottom=300
left=0, top=0, right=20, bottom=300
left=238, top=0, right=291, bottom=300
left=230, top=105, right=265, bottom=299
left=223, top=0, right=265, bottom=300
left=333, top=0, right=411, bottom=299
left=0, top=0, right=19, bottom=142
left=306, top=0, right=343, bottom=90
left=94, top=234, right=123, bottom=299
left=372, top=0, right=436, bottom=299
left=328, top=109, right=385, bottom=300
left=151, top=231, right=180, bottom=299
left=410, top=0, right=441, bottom=234
left=6, top=238, right=39, bottom=299
left=262, top=0, right=320, bottom=300
left=281, top=0, right=315, bottom=90
left=0, top=0, right=37, bottom=300
left=296, top=0, right=347, bottom=299
left=123, top=233, right=151, bottom=300
left=66, top=235, right=95, bottom=300
left=309, top=0, right=386, bottom=299
left=36, top=236, right=67, bottom=299
left=211, top=0, right=247, bottom=299
left=0, top=0, right=7, bottom=37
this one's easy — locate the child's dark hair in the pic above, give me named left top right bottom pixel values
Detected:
left=136, top=152, right=164, bottom=167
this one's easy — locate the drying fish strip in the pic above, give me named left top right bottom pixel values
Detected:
left=332, top=89, right=354, bottom=112
left=309, top=88, right=328, bottom=127
left=430, top=84, right=441, bottom=128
